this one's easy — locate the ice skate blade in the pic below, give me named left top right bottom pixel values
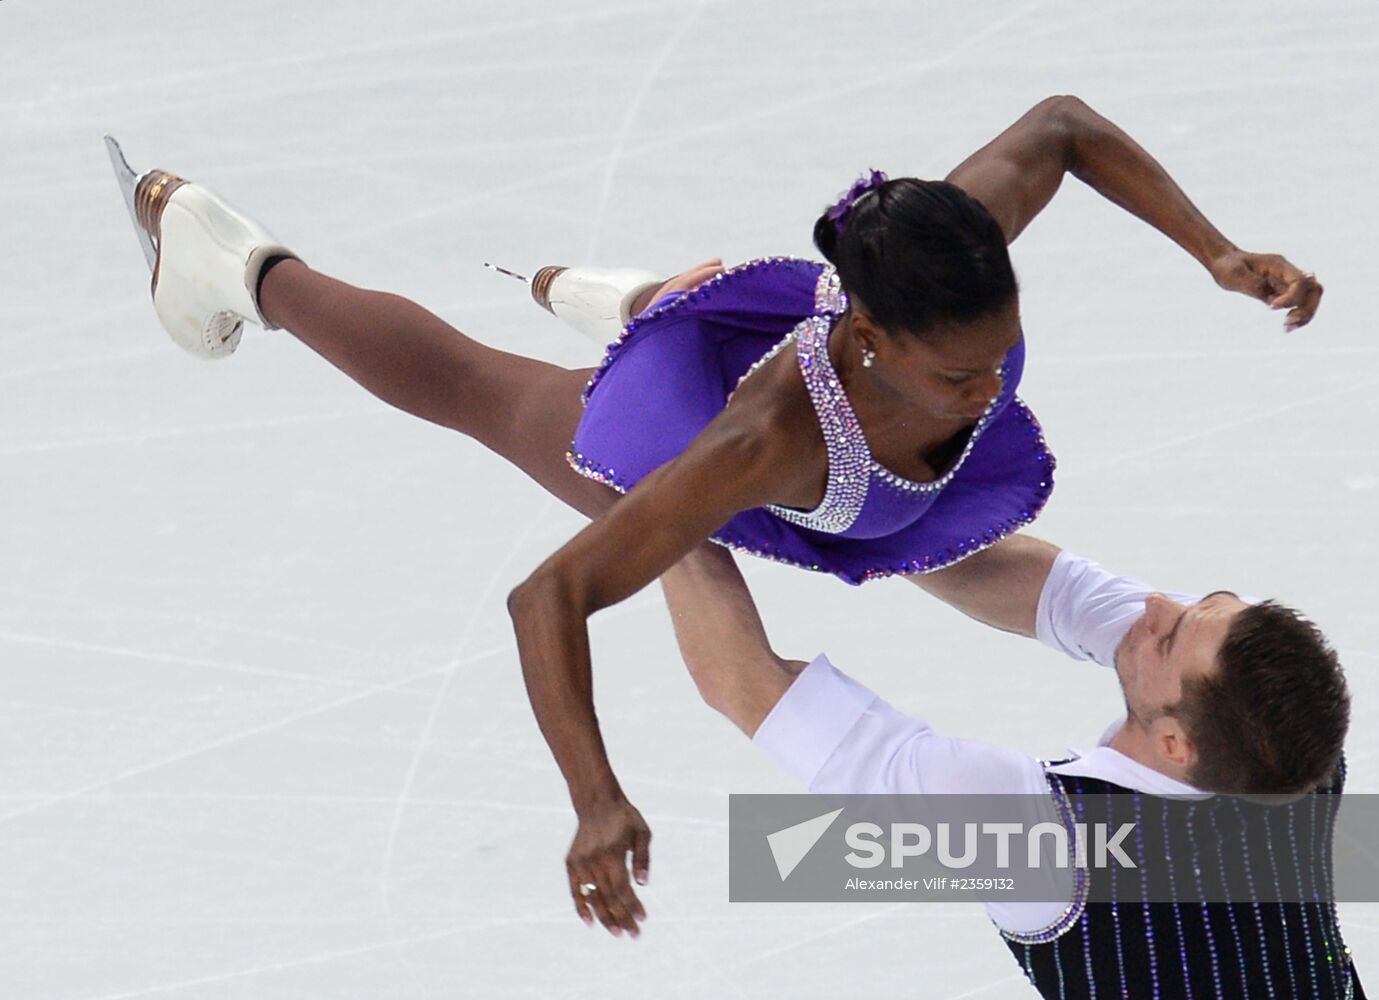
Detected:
left=483, top=262, right=530, bottom=283
left=105, top=135, right=156, bottom=270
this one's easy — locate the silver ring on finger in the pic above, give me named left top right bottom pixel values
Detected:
left=578, top=882, right=598, bottom=897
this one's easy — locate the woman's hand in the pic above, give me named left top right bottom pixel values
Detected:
left=567, top=795, right=652, bottom=937
left=945, top=98, right=1326, bottom=333
left=1208, top=249, right=1324, bottom=331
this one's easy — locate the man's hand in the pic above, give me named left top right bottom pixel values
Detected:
left=567, top=796, right=652, bottom=937
left=628, top=259, right=725, bottom=317
left=1208, top=249, right=1323, bottom=331
left=652, top=258, right=725, bottom=303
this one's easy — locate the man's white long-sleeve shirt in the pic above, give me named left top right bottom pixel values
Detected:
left=751, top=550, right=1208, bottom=933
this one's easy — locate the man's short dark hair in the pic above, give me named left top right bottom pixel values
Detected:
left=1170, top=601, right=1349, bottom=795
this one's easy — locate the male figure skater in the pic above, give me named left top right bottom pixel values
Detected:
left=616, top=536, right=1357, bottom=997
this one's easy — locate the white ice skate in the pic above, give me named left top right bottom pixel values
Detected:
left=105, top=135, right=300, bottom=359
left=526, top=265, right=664, bottom=342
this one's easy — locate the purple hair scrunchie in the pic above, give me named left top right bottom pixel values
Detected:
left=826, top=168, right=889, bottom=235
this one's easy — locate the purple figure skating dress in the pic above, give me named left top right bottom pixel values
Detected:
left=567, top=257, right=1055, bottom=585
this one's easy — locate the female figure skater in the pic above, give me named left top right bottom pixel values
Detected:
left=108, top=96, right=1321, bottom=936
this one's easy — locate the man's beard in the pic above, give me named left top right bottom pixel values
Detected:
left=1124, top=699, right=1150, bottom=728
left=1113, top=650, right=1146, bottom=727
left=1123, top=692, right=1166, bottom=730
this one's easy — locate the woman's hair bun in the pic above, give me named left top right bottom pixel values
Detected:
left=811, top=176, right=1018, bottom=338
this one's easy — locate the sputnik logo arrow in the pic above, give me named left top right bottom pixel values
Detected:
left=766, top=807, right=845, bottom=881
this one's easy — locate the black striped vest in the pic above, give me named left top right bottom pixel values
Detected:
left=1002, top=760, right=1360, bottom=999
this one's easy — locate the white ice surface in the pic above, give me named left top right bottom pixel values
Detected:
left=2, top=1, right=1377, bottom=997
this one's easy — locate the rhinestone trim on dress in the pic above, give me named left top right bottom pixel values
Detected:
left=814, top=264, right=848, bottom=315
left=764, top=311, right=871, bottom=534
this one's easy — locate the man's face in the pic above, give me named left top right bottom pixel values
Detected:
left=1113, top=591, right=1250, bottom=728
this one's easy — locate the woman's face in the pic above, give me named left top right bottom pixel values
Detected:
left=868, top=299, right=1023, bottom=423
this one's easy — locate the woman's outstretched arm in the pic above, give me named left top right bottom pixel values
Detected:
left=946, top=95, right=1323, bottom=330
left=505, top=368, right=815, bottom=939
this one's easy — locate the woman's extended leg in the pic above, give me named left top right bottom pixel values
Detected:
left=110, top=142, right=613, bottom=518
left=258, top=259, right=617, bottom=519
left=112, top=150, right=774, bottom=716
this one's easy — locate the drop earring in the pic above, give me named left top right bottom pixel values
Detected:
left=862, top=348, right=876, bottom=368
